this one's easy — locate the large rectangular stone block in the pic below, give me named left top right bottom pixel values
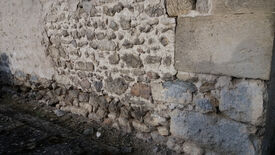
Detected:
left=170, top=110, right=259, bottom=154
left=175, top=13, right=275, bottom=80
left=210, top=0, right=275, bottom=14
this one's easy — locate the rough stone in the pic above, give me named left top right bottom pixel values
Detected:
left=83, top=128, right=94, bottom=135
left=132, top=120, right=150, bottom=133
left=145, top=4, right=164, bottom=17
left=61, top=30, right=69, bottom=37
left=86, top=31, right=95, bottom=40
left=79, top=79, right=91, bottom=90
left=68, top=90, right=79, bottom=100
left=199, top=82, right=215, bottom=93
left=166, top=137, right=184, bottom=153
left=94, top=81, right=103, bottom=92
left=170, top=110, right=259, bottom=154
left=144, top=113, right=167, bottom=127
left=133, top=38, right=145, bottom=45
left=75, top=61, right=94, bottom=71
left=118, top=117, right=132, bottom=133
left=130, top=83, right=151, bottom=99
left=195, top=98, right=215, bottom=114
left=108, top=53, right=120, bottom=65
left=105, top=77, right=128, bottom=95
left=96, top=32, right=106, bottom=40
left=157, top=126, right=169, bottom=136
left=159, top=36, right=169, bottom=47
left=122, top=54, right=143, bottom=68
left=220, top=80, right=265, bottom=125
left=161, top=73, right=176, bottom=81
left=96, top=108, right=107, bottom=119
left=122, top=40, right=133, bottom=49
left=109, top=21, right=119, bottom=31
left=103, top=7, right=115, bottom=16
left=95, top=40, right=117, bottom=51
left=61, top=106, right=88, bottom=117
left=88, top=113, right=101, bottom=122
left=120, top=18, right=131, bottom=30
left=166, top=0, right=195, bottom=16
left=145, top=56, right=162, bottom=64
left=146, top=71, right=160, bottom=80
left=53, top=109, right=65, bottom=117
left=79, top=92, right=89, bottom=102
left=163, top=56, right=172, bottom=66
left=130, top=107, right=147, bottom=121
left=107, top=32, right=116, bottom=40
left=108, top=100, right=119, bottom=113
left=151, top=81, right=197, bottom=104
left=113, top=2, right=124, bottom=13
left=90, top=6, right=98, bottom=17
left=151, top=131, right=167, bottom=144
left=175, top=14, right=275, bottom=80
left=79, top=102, right=93, bottom=112
left=182, top=142, right=204, bottom=155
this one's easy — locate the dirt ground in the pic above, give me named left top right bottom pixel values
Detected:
left=0, top=86, right=178, bottom=155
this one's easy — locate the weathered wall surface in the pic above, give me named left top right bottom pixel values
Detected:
left=0, top=0, right=55, bottom=79
left=176, top=13, right=274, bottom=80
left=0, top=0, right=273, bottom=154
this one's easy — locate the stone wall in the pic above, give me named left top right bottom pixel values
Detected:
left=0, top=0, right=274, bottom=154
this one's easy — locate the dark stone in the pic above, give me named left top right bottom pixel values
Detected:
left=105, top=77, right=128, bottom=95
left=161, top=73, right=176, bottom=81
left=122, top=54, right=143, bottom=68
left=199, top=82, right=216, bottom=93
left=163, top=56, right=172, bottom=66
left=96, top=32, right=106, bottom=40
left=79, top=79, right=91, bottom=90
left=90, top=6, right=98, bottom=17
left=62, top=30, right=69, bottom=37
left=109, top=21, right=119, bottom=31
left=108, top=53, right=120, bottom=65
left=120, top=18, right=131, bottom=30
left=195, top=98, right=215, bottom=113
left=147, top=71, right=160, bottom=80
left=145, top=56, right=162, bottom=64
left=133, top=38, right=145, bottom=45
left=79, top=92, right=89, bottom=102
left=94, top=81, right=103, bottom=92
left=130, top=83, right=151, bottom=99
left=122, top=40, right=133, bottom=49
left=108, top=99, right=119, bottom=113
left=113, top=2, right=124, bottom=13
left=163, top=80, right=197, bottom=94
left=145, top=4, right=164, bottom=17
left=159, top=36, right=169, bottom=46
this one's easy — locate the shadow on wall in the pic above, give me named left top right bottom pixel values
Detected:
left=0, top=53, right=12, bottom=86
left=263, top=36, right=275, bottom=155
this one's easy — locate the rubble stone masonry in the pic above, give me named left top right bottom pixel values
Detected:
left=0, top=0, right=274, bottom=154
